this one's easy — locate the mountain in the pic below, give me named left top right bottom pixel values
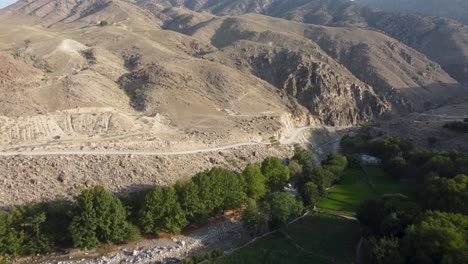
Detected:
left=0, top=0, right=466, bottom=147
left=358, top=0, right=468, bottom=25
left=162, top=10, right=461, bottom=114
left=146, top=0, right=468, bottom=86
left=1, top=0, right=468, bottom=209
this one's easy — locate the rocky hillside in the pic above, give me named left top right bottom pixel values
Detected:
left=147, top=0, right=468, bottom=86
left=0, top=0, right=466, bottom=130
left=358, top=0, right=468, bottom=25
left=163, top=11, right=462, bottom=115
left=1, top=0, right=468, bottom=209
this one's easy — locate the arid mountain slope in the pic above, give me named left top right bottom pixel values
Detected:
left=0, top=0, right=466, bottom=142
left=3, top=0, right=162, bottom=29
left=358, top=0, right=468, bottom=25
left=0, top=13, right=301, bottom=149
left=162, top=10, right=463, bottom=114
left=1, top=0, right=468, bottom=208
left=147, top=0, right=468, bottom=86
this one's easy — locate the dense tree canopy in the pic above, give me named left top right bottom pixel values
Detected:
left=357, top=194, right=422, bottom=238
left=421, top=174, right=468, bottom=215
left=362, top=236, right=403, bottom=264
left=403, top=211, right=468, bottom=264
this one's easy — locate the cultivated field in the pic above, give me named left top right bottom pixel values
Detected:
left=318, top=166, right=413, bottom=214
left=215, top=213, right=360, bottom=264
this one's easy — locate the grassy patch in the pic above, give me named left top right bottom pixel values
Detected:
left=215, top=213, right=360, bottom=264
left=318, top=166, right=412, bottom=214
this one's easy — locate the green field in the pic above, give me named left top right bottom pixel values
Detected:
left=318, top=166, right=412, bottom=214
left=215, top=213, right=360, bottom=264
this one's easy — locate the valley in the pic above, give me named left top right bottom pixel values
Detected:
left=0, top=0, right=467, bottom=263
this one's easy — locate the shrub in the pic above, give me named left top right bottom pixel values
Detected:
left=99, top=20, right=108, bottom=26
left=127, top=225, right=142, bottom=242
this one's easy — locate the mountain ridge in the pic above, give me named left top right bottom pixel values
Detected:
left=142, top=0, right=468, bottom=86
left=0, top=0, right=466, bottom=132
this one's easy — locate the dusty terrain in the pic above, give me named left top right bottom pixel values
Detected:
left=0, top=0, right=467, bottom=209
left=0, top=125, right=351, bottom=208
left=376, top=95, right=468, bottom=153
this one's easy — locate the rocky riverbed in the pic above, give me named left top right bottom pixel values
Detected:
left=17, top=216, right=248, bottom=264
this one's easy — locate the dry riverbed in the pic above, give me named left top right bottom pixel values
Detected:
left=16, top=213, right=249, bottom=264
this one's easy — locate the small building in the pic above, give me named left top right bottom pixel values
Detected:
left=360, top=154, right=381, bottom=165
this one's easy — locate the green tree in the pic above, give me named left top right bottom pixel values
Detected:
left=261, top=157, right=290, bottom=192
left=403, top=211, right=468, bottom=264
left=266, top=192, right=303, bottom=227
left=300, top=182, right=320, bottom=207
left=39, top=201, right=73, bottom=247
left=93, top=187, right=129, bottom=243
left=175, top=180, right=206, bottom=223
left=241, top=165, right=267, bottom=200
left=384, top=155, right=408, bottom=179
left=421, top=174, right=468, bottom=214
left=69, top=189, right=99, bottom=249
left=288, top=160, right=303, bottom=182
left=139, top=186, right=188, bottom=235
left=20, top=207, right=51, bottom=254
left=423, top=155, right=455, bottom=178
left=357, top=194, right=421, bottom=238
left=308, top=166, right=336, bottom=189
left=242, top=199, right=268, bottom=236
left=0, top=210, right=25, bottom=260
left=362, top=236, right=404, bottom=264
left=193, top=168, right=228, bottom=217
left=192, top=167, right=247, bottom=216
left=322, top=152, right=348, bottom=175
left=221, top=170, right=247, bottom=212
left=291, top=148, right=313, bottom=173
left=370, top=137, right=413, bottom=160
left=70, top=186, right=130, bottom=249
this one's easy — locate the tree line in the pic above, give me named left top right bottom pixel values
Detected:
left=342, top=134, right=468, bottom=264
left=0, top=152, right=348, bottom=262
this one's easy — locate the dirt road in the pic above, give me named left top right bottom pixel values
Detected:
left=0, top=127, right=316, bottom=156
